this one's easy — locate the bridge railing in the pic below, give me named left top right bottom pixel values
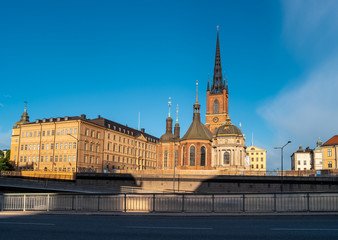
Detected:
left=1, top=192, right=338, bottom=213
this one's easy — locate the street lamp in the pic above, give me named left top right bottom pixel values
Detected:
left=274, top=141, right=291, bottom=192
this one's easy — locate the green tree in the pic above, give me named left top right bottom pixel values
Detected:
left=0, top=150, right=14, bottom=171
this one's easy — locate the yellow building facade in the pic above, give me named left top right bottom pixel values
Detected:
left=321, top=135, right=338, bottom=170
left=246, top=145, right=266, bottom=172
left=10, top=109, right=158, bottom=173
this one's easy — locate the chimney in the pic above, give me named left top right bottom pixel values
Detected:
left=141, top=128, right=145, bottom=133
left=98, top=115, right=101, bottom=119
left=81, top=114, right=86, bottom=119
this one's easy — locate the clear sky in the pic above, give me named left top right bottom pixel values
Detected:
left=1, top=0, right=338, bottom=170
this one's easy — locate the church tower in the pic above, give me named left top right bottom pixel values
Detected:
left=205, top=27, right=229, bottom=133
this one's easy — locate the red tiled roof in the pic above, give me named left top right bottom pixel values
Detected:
left=323, top=135, right=338, bottom=146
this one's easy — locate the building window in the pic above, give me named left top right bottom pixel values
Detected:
left=223, top=152, right=230, bottom=165
left=304, top=160, right=307, bottom=165
left=328, top=161, right=333, bottom=168
left=55, top=156, right=58, bottom=162
left=73, top=142, right=76, bottom=149
left=189, top=145, right=195, bottom=166
left=261, top=164, right=263, bottom=168
left=298, top=160, right=300, bottom=165
left=164, top=150, right=168, bottom=167
left=200, top=146, right=206, bottom=166
left=59, top=155, right=63, bottom=162
left=213, top=99, right=219, bottom=114
left=328, top=149, right=332, bottom=157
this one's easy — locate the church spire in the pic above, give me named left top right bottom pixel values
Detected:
left=13, top=101, right=30, bottom=128
left=207, top=74, right=210, bottom=91
left=174, top=104, right=180, bottom=139
left=211, top=26, right=224, bottom=94
left=168, top=97, right=172, bottom=117
left=193, top=80, right=200, bottom=121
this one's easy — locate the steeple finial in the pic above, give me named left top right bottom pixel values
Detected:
left=24, top=101, right=28, bottom=112
left=176, top=104, right=179, bottom=123
left=168, top=97, right=172, bottom=117
left=217, top=25, right=219, bottom=32
left=196, top=80, right=199, bottom=103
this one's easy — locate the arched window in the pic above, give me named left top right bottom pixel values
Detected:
left=223, top=152, right=230, bottom=165
left=190, top=145, right=195, bottom=166
left=164, top=150, right=168, bottom=167
left=213, top=100, right=219, bottom=114
left=200, top=146, right=206, bottom=166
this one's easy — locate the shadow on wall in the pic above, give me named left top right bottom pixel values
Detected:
left=193, top=175, right=338, bottom=193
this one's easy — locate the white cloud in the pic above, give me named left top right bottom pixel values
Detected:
left=259, top=0, right=338, bottom=169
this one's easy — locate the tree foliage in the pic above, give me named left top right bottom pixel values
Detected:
left=0, top=150, right=14, bottom=171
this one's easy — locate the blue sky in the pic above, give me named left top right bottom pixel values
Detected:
left=1, top=0, right=338, bottom=170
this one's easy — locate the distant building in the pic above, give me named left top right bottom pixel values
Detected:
left=291, top=146, right=313, bottom=170
left=10, top=107, right=158, bottom=173
left=246, top=145, right=266, bottom=172
left=313, top=138, right=323, bottom=170
left=321, top=135, right=338, bottom=169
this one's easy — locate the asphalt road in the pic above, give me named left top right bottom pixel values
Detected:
left=1, top=214, right=338, bottom=240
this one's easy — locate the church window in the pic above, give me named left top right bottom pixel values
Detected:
left=164, top=150, right=168, bottom=167
left=200, top=146, right=206, bottom=166
left=223, top=152, right=230, bottom=165
left=189, top=146, right=195, bottom=166
left=213, top=100, right=219, bottom=114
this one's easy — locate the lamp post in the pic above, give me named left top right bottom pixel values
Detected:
left=274, top=141, right=291, bottom=192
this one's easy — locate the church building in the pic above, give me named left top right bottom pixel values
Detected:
left=158, top=29, right=248, bottom=172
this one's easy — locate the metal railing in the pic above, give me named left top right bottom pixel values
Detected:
left=1, top=192, right=338, bottom=213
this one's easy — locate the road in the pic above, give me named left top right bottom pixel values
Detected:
left=0, top=214, right=338, bottom=239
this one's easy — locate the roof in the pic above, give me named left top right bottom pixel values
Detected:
left=322, top=135, right=338, bottom=146
left=180, top=119, right=213, bottom=141
left=246, top=145, right=266, bottom=152
left=215, top=116, right=242, bottom=137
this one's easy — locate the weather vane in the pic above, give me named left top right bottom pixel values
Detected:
left=24, top=101, right=28, bottom=108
